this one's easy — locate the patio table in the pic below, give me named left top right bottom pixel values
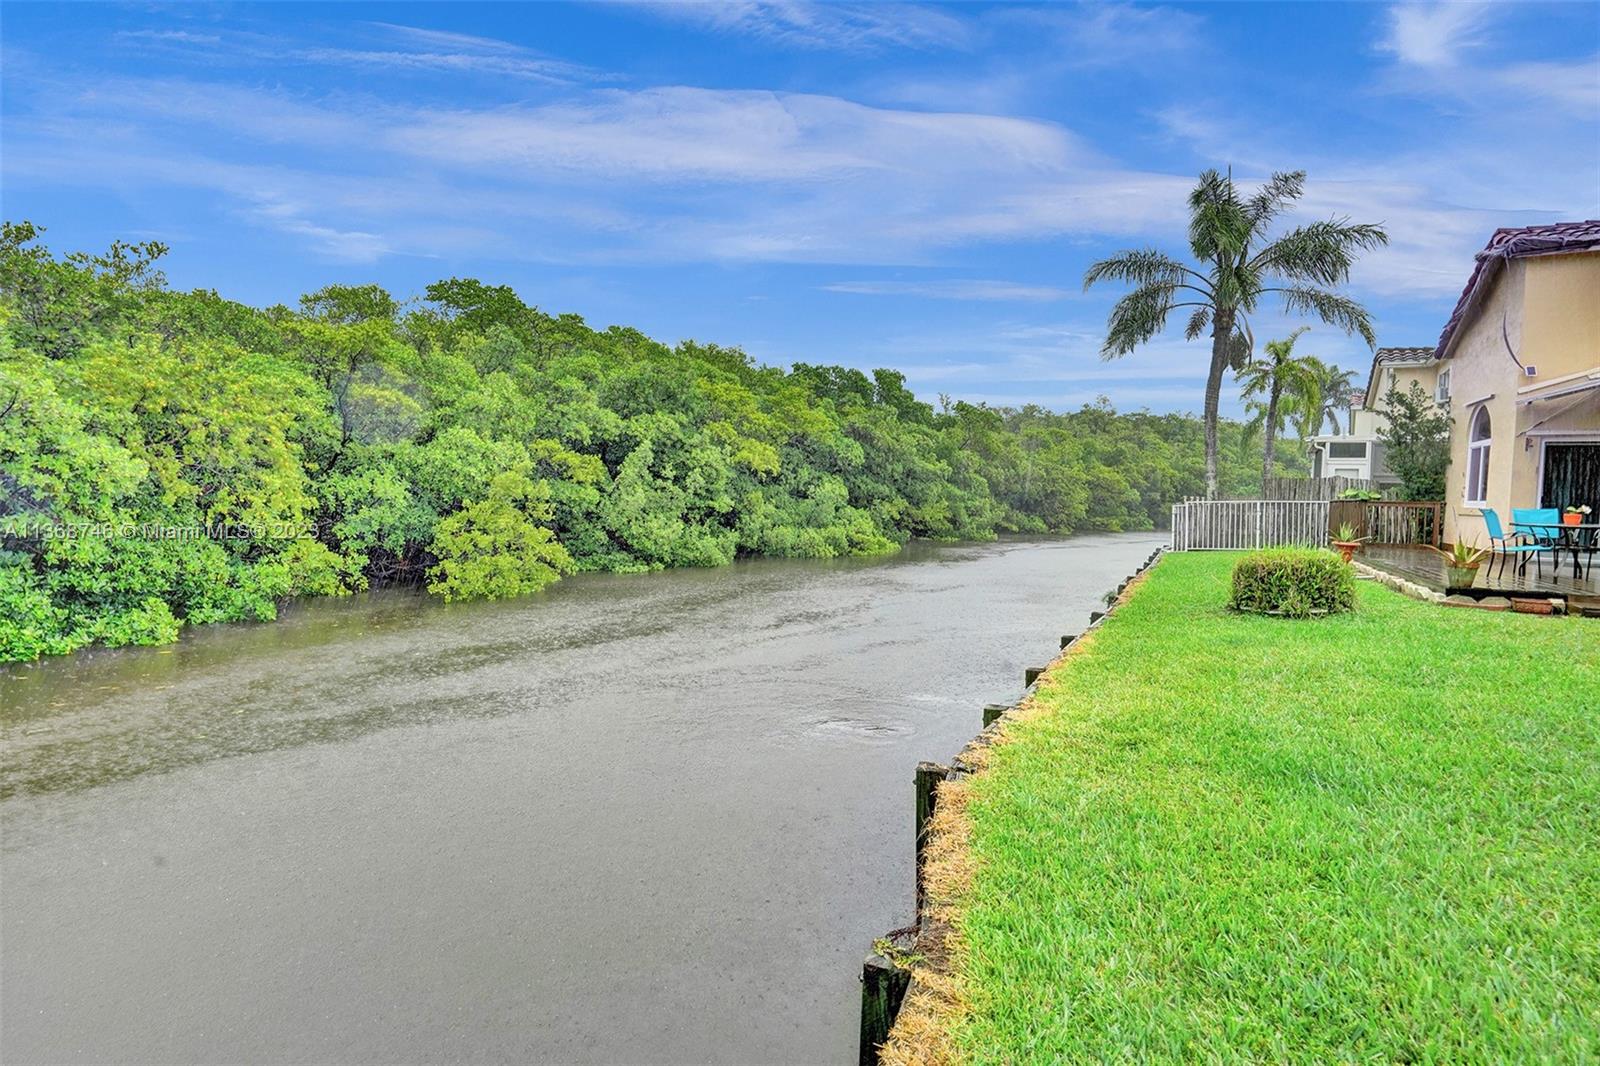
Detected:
left=1551, top=522, right=1600, bottom=579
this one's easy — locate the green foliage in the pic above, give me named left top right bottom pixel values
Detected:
left=1228, top=546, right=1355, bottom=616
left=1378, top=380, right=1451, bottom=501
left=1236, top=327, right=1322, bottom=491
left=427, top=468, right=574, bottom=602
left=1, top=222, right=1270, bottom=660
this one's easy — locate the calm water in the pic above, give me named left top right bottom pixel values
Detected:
left=1, top=534, right=1163, bottom=1065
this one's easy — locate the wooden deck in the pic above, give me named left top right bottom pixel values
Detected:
left=1361, top=544, right=1600, bottom=602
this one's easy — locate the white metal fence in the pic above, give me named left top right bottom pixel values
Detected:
left=1169, top=499, right=1330, bottom=551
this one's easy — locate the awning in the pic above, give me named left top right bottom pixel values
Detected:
left=1517, top=367, right=1600, bottom=406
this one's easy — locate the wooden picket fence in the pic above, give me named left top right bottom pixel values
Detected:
left=1169, top=499, right=1330, bottom=551
left=1329, top=500, right=1443, bottom=547
left=1171, top=498, right=1444, bottom=551
left=1227, top=476, right=1379, bottom=501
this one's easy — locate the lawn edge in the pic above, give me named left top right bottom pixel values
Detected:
left=878, top=557, right=1163, bottom=1066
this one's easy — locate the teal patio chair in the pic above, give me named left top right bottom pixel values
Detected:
left=1484, top=508, right=1545, bottom=579
left=1512, top=507, right=1564, bottom=577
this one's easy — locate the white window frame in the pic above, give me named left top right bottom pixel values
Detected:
left=1435, top=367, right=1451, bottom=405
left=1464, top=405, right=1491, bottom=507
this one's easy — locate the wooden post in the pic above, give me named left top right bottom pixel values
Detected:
left=1059, top=633, right=1077, bottom=649
left=1024, top=665, right=1045, bottom=687
left=983, top=703, right=1009, bottom=727
left=914, top=761, right=947, bottom=909
left=860, top=951, right=911, bottom=1066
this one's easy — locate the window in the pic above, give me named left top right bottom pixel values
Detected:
left=1464, top=406, right=1491, bottom=505
left=1328, top=441, right=1367, bottom=459
left=1435, top=368, right=1450, bottom=405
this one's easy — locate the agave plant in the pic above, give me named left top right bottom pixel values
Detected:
left=1431, top=539, right=1489, bottom=569
left=1332, top=522, right=1365, bottom=543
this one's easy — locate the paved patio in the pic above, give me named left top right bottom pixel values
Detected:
left=1361, top=543, right=1600, bottom=602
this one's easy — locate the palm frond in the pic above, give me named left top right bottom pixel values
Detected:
left=1100, top=284, right=1178, bottom=359
left=1272, top=286, right=1378, bottom=348
left=1083, top=249, right=1196, bottom=291
left=1184, top=306, right=1210, bottom=340
left=1255, top=220, right=1389, bottom=285
left=1245, top=170, right=1305, bottom=228
left=1188, top=169, right=1251, bottom=263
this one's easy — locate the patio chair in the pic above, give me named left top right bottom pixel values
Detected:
left=1512, top=507, right=1564, bottom=575
left=1484, top=508, right=1545, bottom=579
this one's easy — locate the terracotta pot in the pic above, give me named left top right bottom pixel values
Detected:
left=1564, top=513, right=1584, bottom=526
left=1332, top=540, right=1360, bottom=564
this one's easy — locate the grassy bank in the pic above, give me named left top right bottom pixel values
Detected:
left=933, top=553, right=1599, bottom=1062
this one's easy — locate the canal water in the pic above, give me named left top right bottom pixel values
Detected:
left=1, top=533, right=1164, bottom=1065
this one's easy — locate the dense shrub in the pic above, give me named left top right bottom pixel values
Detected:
left=1, top=222, right=1287, bottom=660
left=1228, top=547, right=1355, bottom=618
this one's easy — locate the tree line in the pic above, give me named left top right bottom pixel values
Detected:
left=0, top=222, right=1274, bottom=660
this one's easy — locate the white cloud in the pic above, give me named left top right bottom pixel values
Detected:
left=113, top=19, right=600, bottom=84
left=1379, top=2, right=1494, bottom=68
left=821, top=279, right=1075, bottom=301
left=627, top=1, right=972, bottom=52
left=388, top=87, right=1080, bottom=182
left=1376, top=3, right=1599, bottom=117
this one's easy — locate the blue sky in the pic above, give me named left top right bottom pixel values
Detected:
left=3, top=2, right=1597, bottom=416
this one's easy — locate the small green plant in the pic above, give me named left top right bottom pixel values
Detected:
left=1337, top=488, right=1383, bottom=501
left=1229, top=547, right=1356, bottom=618
left=1431, top=540, right=1489, bottom=569
left=1332, top=522, right=1364, bottom=543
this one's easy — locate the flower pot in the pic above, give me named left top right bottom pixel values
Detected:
left=1564, top=513, right=1584, bottom=526
left=1332, top=540, right=1361, bottom=564
left=1446, top=565, right=1480, bottom=588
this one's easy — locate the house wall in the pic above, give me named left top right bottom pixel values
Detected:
left=1443, top=251, right=1600, bottom=544
left=1521, top=251, right=1600, bottom=381
left=1443, top=261, right=1525, bottom=545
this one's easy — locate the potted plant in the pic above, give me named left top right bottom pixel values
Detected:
left=1431, top=539, right=1489, bottom=588
left=1563, top=504, right=1592, bottom=527
left=1330, top=522, right=1365, bottom=564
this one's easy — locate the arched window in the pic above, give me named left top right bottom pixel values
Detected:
left=1465, top=406, right=1491, bottom=505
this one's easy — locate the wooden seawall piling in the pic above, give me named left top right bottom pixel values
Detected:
left=857, top=547, right=1165, bottom=1064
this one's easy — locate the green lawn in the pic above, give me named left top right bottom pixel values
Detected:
left=954, top=552, right=1600, bottom=1063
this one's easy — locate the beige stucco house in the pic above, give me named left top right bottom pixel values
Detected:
left=1433, top=222, right=1600, bottom=545
left=1309, top=346, right=1446, bottom=485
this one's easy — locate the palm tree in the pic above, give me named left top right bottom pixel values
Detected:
left=1084, top=169, right=1387, bottom=498
left=1306, top=359, right=1360, bottom=436
left=1236, top=328, right=1321, bottom=493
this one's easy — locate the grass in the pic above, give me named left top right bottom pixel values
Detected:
left=951, top=552, right=1600, bottom=1063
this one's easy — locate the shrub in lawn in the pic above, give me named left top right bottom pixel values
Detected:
left=1228, top=547, right=1355, bottom=617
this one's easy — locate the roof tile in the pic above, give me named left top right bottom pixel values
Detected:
left=1435, top=220, right=1600, bottom=360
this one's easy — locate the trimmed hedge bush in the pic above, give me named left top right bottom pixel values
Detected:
left=1228, top=547, right=1355, bottom=618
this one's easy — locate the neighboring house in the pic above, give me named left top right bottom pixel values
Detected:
left=1432, top=221, right=1600, bottom=545
left=1308, top=346, right=1446, bottom=486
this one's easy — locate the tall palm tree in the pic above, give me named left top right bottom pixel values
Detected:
left=1236, top=328, right=1321, bottom=493
left=1084, top=169, right=1387, bottom=498
left=1306, top=359, right=1360, bottom=436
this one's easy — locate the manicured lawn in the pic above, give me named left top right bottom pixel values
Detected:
left=955, top=552, right=1600, bottom=1063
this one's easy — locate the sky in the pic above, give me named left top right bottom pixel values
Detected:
left=3, top=1, right=1597, bottom=417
